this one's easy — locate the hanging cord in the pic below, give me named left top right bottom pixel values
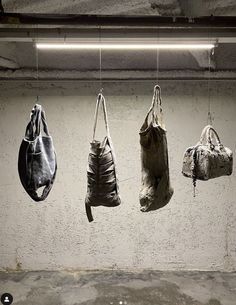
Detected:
left=156, top=26, right=160, bottom=84
left=36, top=44, right=39, bottom=101
left=207, top=49, right=212, bottom=125
left=99, top=25, right=103, bottom=93
left=154, top=26, right=163, bottom=125
left=207, top=33, right=213, bottom=126
left=35, top=24, right=40, bottom=103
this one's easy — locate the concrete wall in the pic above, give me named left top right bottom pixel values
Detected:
left=0, top=80, right=236, bottom=272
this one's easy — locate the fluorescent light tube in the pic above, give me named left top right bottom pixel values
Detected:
left=36, top=43, right=215, bottom=50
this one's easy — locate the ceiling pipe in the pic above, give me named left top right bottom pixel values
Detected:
left=0, top=14, right=235, bottom=44
left=1, top=13, right=236, bottom=28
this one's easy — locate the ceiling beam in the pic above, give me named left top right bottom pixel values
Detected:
left=1, top=13, right=236, bottom=28
left=0, top=69, right=236, bottom=80
left=0, top=14, right=236, bottom=43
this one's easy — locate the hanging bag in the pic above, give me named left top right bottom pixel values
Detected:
left=85, top=93, right=121, bottom=222
left=139, top=85, right=174, bottom=212
left=182, top=125, right=233, bottom=186
left=18, top=104, right=57, bottom=201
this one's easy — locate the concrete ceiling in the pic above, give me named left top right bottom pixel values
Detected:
left=3, top=0, right=236, bottom=16
left=1, top=0, right=236, bottom=80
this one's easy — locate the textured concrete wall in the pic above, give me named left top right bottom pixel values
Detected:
left=0, top=81, right=236, bottom=272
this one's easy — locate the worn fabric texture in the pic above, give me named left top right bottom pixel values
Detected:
left=85, top=93, right=121, bottom=222
left=139, top=85, right=174, bottom=212
left=18, top=104, right=57, bottom=201
left=182, top=125, right=233, bottom=181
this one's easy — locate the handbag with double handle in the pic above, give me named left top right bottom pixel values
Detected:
left=182, top=125, right=233, bottom=185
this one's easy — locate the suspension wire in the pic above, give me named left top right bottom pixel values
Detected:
left=99, top=25, right=103, bottom=93
left=156, top=24, right=162, bottom=125
left=207, top=49, right=211, bottom=125
left=35, top=24, right=39, bottom=103
left=156, top=25, right=159, bottom=84
left=207, top=30, right=213, bottom=126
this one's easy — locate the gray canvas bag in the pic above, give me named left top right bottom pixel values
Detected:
left=139, top=85, right=174, bottom=212
left=85, top=93, right=121, bottom=222
left=182, top=125, right=233, bottom=187
left=18, top=104, right=57, bottom=201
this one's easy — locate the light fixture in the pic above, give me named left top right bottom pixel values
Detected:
left=36, top=43, right=215, bottom=50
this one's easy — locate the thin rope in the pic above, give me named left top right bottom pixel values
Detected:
left=207, top=29, right=213, bottom=126
left=156, top=26, right=159, bottom=84
left=99, top=26, right=103, bottom=92
left=207, top=50, right=211, bottom=125
left=152, top=25, right=161, bottom=123
left=35, top=24, right=39, bottom=102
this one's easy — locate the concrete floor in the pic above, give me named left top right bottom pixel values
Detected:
left=0, top=271, right=236, bottom=305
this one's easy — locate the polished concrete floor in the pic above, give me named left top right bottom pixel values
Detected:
left=0, top=271, right=236, bottom=305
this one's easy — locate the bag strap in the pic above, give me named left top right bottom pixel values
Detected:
left=199, top=125, right=211, bottom=144
left=27, top=164, right=57, bottom=202
left=206, top=126, right=222, bottom=147
left=92, top=93, right=110, bottom=140
left=199, top=125, right=222, bottom=147
left=145, top=85, right=163, bottom=125
left=85, top=204, right=94, bottom=222
left=25, top=104, right=50, bottom=140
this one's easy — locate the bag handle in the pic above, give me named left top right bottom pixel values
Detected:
left=206, top=126, right=222, bottom=147
left=199, top=125, right=222, bottom=147
left=28, top=179, right=55, bottom=202
left=92, top=93, right=110, bottom=140
left=199, top=125, right=211, bottom=144
left=145, top=85, right=163, bottom=125
left=25, top=104, right=50, bottom=140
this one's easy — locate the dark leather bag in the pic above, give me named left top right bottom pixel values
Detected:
left=139, top=85, right=173, bottom=212
left=85, top=93, right=121, bottom=222
left=18, top=104, right=57, bottom=201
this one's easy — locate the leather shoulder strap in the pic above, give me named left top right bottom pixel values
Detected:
left=92, top=93, right=110, bottom=140
left=144, top=84, right=163, bottom=126
left=25, top=103, right=50, bottom=140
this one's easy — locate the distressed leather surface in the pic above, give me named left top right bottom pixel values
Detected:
left=85, top=137, right=121, bottom=207
left=85, top=93, right=121, bottom=222
left=18, top=104, right=57, bottom=201
left=139, top=85, right=173, bottom=212
left=182, top=125, right=233, bottom=181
